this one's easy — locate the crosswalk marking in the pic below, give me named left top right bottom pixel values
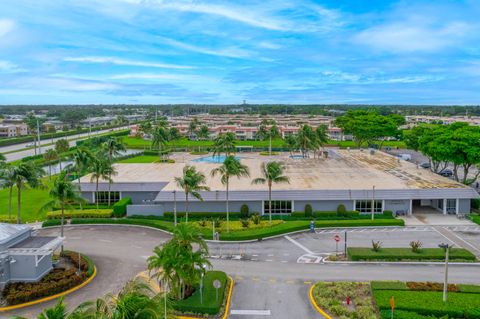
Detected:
left=231, top=309, right=271, bottom=316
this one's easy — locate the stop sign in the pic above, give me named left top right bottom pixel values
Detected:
left=334, top=234, right=341, bottom=242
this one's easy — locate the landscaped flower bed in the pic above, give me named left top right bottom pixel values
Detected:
left=1, top=251, right=94, bottom=306
left=196, top=220, right=283, bottom=232
left=347, top=247, right=476, bottom=261
left=46, top=209, right=113, bottom=219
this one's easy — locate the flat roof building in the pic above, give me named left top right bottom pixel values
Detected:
left=78, top=150, right=478, bottom=217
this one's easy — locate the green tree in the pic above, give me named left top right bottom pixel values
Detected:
left=284, top=134, right=298, bottom=156
left=197, top=124, right=210, bottom=140
left=252, top=161, right=289, bottom=224
left=89, top=156, right=114, bottom=209
left=187, top=118, right=200, bottom=140
left=267, top=122, right=280, bottom=156
left=148, top=223, right=211, bottom=301
left=11, top=162, right=45, bottom=224
left=174, top=165, right=210, bottom=223
left=103, top=137, right=126, bottom=161
left=43, top=171, right=84, bottom=247
left=152, top=126, right=170, bottom=160
left=0, top=165, right=16, bottom=221
left=139, top=121, right=153, bottom=135
left=68, top=147, right=93, bottom=210
left=296, top=125, right=316, bottom=158
left=43, top=149, right=58, bottom=179
left=314, top=125, right=329, bottom=157
left=211, top=156, right=250, bottom=232
left=212, top=132, right=236, bottom=157
left=55, top=139, right=70, bottom=170
left=15, top=297, right=68, bottom=319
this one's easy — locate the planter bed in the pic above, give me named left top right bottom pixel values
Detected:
left=347, top=247, right=476, bottom=262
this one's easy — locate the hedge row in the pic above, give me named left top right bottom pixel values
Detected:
left=113, top=197, right=132, bottom=217
left=348, top=247, right=476, bottom=261
left=163, top=211, right=242, bottom=219
left=379, top=310, right=439, bottom=319
left=173, top=271, right=228, bottom=315
left=42, top=219, right=62, bottom=227
left=47, top=209, right=113, bottom=219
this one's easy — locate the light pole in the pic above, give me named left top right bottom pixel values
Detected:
left=438, top=243, right=451, bottom=303
left=163, top=278, right=167, bottom=318
left=371, top=185, right=376, bottom=220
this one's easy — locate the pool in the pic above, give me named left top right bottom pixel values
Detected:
left=192, top=155, right=239, bottom=163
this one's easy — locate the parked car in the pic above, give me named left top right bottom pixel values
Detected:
left=419, top=162, right=431, bottom=169
left=398, top=153, right=412, bottom=161
left=25, top=142, right=34, bottom=147
left=439, top=169, right=453, bottom=177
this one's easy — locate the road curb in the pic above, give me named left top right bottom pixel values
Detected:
left=0, top=266, right=97, bottom=312
left=309, top=284, right=333, bottom=319
left=322, top=260, right=480, bottom=266
left=177, top=275, right=234, bottom=319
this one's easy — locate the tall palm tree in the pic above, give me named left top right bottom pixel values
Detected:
left=0, top=165, right=16, bottom=221
left=43, top=149, right=58, bottom=179
left=11, top=161, right=45, bottom=224
left=43, top=171, right=84, bottom=245
left=315, top=125, right=329, bottom=158
left=212, top=132, right=236, bottom=157
left=252, top=161, right=289, bottom=224
left=297, top=125, right=315, bottom=158
left=174, top=165, right=210, bottom=223
left=152, top=126, right=170, bottom=160
left=68, top=147, right=93, bottom=210
left=284, top=134, right=297, bottom=156
left=89, top=156, right=113, bottom=209
left=55, top=139, right=70, bottom=170
left=268, top=123, right=279, bottom=156
left=187, top=118, right=200, bottom=140
left=211, top=156, right=250, bottom=232
left=103, top=137, right=126, bottom=162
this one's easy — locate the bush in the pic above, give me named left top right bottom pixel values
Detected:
left=250, top=213, right=261, bottom=225
left=163, top=212, right=241, bottom=219
left=305, top=204, right=313, bottom=217
left=371, top=281, right=408, bottom=290
left=409, top=240, right=423, bottom=253
left=42, top=219, right=62, bottom=227
left=113, top=197, right=132, bottom=217
left=459, top=284, right=480, bottom=294
left=61, top=250, right=95, bottom=277
left=383, top=210, right=393, bottom=217
left=241, top=219, right=250, bottom=228
left=379, top=310, right=439, bottom=319
left=47, top=209, right=112, bottom=219
left=197, top=219, right=208, bottom=227
left=336, top=204, right=347, bottom=215
left=406, top=282, right=458, bottom=292
left=290, top=212, right=306, bottom=218
left=348, top=247, right=476, bottom=261
left=313, top=211, right=360, bottom=219
left=240, top=204, right=249, bottom=218
left=372, top=240, right=382, bottom=252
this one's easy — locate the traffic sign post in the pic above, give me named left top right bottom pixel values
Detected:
left=334, top=234, right=341, bottom=255
left=213, top=279, right=222, bottom=302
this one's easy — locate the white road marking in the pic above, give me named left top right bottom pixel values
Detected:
left=265, top=259, right=273, bottom=262
left=284, top=235, right=314, bottom=255
left=99, top=239, right=113, bottom=243
left=442, top=228, right=480, bottom=255
left=230, top=310, right=271, bottom=316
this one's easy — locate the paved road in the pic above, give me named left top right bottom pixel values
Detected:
left=2, top=126, right=130, bottom=162
left=6, top=225, right=480, bottom=319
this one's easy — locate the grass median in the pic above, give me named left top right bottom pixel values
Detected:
left=347, top=247, right=476, bottom=262
left=46, top=217, right=404, bottom=241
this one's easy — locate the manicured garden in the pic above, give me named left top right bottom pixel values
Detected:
left=347, top=247, right=476, bottom=262
left=372, top=281, right=480, bottom=318
left=311, top=281, right=480, bottom=319
left=118, top=155, right=161, bottom=163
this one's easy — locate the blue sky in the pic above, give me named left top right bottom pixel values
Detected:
left=1, top=0, right=480, bottom=105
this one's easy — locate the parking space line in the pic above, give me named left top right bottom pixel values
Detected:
left=284, top=235, right=314, bottom=254
left=230, top=309, right=271, bottom=316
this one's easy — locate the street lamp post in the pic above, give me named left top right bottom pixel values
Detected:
left=439, top=243, right=451, bottom=303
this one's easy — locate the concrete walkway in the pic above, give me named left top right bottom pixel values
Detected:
left=401, top=214, right=475, bottom=226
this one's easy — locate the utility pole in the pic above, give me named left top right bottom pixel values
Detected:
left=371, top=185, right=375, bottom=220
left=439, top=243, right=451, bottom=303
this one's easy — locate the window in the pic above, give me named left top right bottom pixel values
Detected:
left=264, top=200, right=292, bottom=214
left=95, top=191, right=120, bottom=204
left=355, top=200, right=382, bottom=213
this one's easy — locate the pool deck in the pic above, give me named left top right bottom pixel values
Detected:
left=80, top=149, right=468, bottom=191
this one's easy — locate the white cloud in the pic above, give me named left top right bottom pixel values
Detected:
left=0, top=60, right=25, bottom=73
left=355, top=21, right=471, bottom=53
left=63, top=56, right=195, bottom=69
left=157, top=37, right=253, bottom=58
left=0, top=19, right=15, bottom=37
left=258, top=41, right=281, bottom=50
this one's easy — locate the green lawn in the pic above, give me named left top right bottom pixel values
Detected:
left=471, top=214, right=480, bottom=225
left=173, top=270, right=229, bottom=315
left=0, top=180, right=53, bottom=222
left=348, top=247, right=476, bottom=261
left=118, top=155, right=160, bottom=163
left=63, top=217, right=404, bottom=241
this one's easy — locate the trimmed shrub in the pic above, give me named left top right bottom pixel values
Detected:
left=336, top=204, right=347, bottom=215
left=47, top=209, right=112, bottom=219
left=240, top=204, right=249, bottom=218
left=406, top=282, right=458, bottom=292
left=313, top=211, right=360, bottom=219
left=113, top=197, right=132, bottom=217
left=382, top=210, right=394, bottom=217
left=459, top=284, right=480, bottom=294
left=305, top=204, right=313, bottom=217
left=163, top=212, right=241, bottom=219
left=379, top=310, right=439, bottom=319
left=42, top=219, right=62, bottom=227
left=290, top=212, right=306, bottom=218
left=348, top=247, right=476, bottom=261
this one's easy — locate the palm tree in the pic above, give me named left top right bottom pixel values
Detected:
left=187, top=118, right=200, bottom=140
left=297, top=125, right=315, bottom=158
left=103, top=137, right=126, bottom=161
left=70, top=278, right=168, bottom=319
left=43, top=149, right=58, bottom=179
left=0, top=153, right=6, bottom=167
left=252, top=161, right=289, bottom=224
left=11, top=161, right=45, bottom=224
left=68, top=147, right=93, bottom=210
left=174, top=165, right=210, bottom=223
left=55, top=139, right=70, bottom=170
left=89, top=156, right=113, bottom=209
left=43, top=171, right=84, bottom=249
left=212, top=132, right=236, bottom=157
left=284, top=134, right=297, bottom=156
left=315, top=124, right=329, bottom=158
left=196, top=125, right=210, bottom=140
left=268, top=123, right=279, bottom=156
left=152, top=126, right=170, bottom=160
left=211, top=156, right=250, bottom=232
left=15, top=297, right=69, bottom=319
left=0, top=165, right=16, bottom=221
